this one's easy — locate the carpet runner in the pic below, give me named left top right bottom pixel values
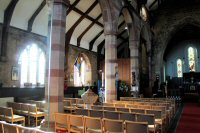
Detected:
left=176, top=103, right=200, bottom=133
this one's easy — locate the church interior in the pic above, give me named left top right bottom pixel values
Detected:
left=0, top=0, right=200, bottom=132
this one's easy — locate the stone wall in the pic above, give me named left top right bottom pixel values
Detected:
left=65, top=45, right=98, bottom=86
left=0, top=25, right=98, bottom=88
left=152, top=3, right=200, bottom=82
left=0, top=97, right=14, bottom=107
left=0, top=25, right=46, bottom=87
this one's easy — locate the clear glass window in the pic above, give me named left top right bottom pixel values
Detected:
left=18, top=44, right=45, bottom=86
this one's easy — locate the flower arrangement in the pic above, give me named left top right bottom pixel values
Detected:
left=119, top=81, right=129, bottom=92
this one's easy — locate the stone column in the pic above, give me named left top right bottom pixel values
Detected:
left=129, top=39, right=140, bottom=96
left=147, top=41, right=152, bottom=96
left=128, top=24, right=140, bottom=97
left=42, top=0, right=69, bottom=131
left=105, top=34, right=117, bottom=102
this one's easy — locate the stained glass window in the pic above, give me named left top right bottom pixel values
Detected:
left=74, top=56, right=86, bottom=86
left=188, top=47, right=195, bottom=72
left=177, top=59, right=183, bottom=77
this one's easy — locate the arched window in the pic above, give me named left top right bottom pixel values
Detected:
left=177, top=59, right=183, bottom=77
left=74, top=55, right=86, bottom=86
left=140, top=5, right=148, bottom=22
left=18, top=44, right=45, bottom=86
left=188, top=47, right=196, bottom=72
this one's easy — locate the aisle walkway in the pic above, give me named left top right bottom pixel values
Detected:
left=176, top=103, right=200, bottom=133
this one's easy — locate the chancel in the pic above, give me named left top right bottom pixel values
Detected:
left=0, top=0, right=200, bottom=133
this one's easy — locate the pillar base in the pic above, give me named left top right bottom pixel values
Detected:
left=40, top=119, right=55, bottom=132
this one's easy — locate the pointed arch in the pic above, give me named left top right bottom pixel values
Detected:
left=74, top=53, right=92, bottom=86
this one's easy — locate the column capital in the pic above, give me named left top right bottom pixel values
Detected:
left=104, top=22, right=118, bottom=35
left=53, top=0, right=70, bottom=7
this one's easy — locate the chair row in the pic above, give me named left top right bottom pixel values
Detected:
left=91, top=104, right=172, bottom=123
left=75, top=108, right=165, bottom=133
left=0, top=106, right=25, bottom=126
left=54, top=113, right=149, bottom=133
left=91, top=104, right=170, bottom=129
left=105, top=100, right=174, bottom=115
left=25, top=100, right=45, bottom=112
left=101, top=101, right=174, bottom=122
left=119, top=97, right=176, bottom=109
left=0, top=121, right=44, bottom=133
left=63, top=98, right=84, bottom=107
left=7, top=102, right=46, bottom=127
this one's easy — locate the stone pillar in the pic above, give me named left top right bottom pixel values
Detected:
left=42, top=0, right=69, bottom=131
left=105, top=34, right=117, bottom=102
left=128, top=24, right=140, bottom=97
left=129, top=39, right=140, bottom=95
left=147, top=41, right=152, bottom=96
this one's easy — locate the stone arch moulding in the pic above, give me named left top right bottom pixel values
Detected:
left=155, top=17, right=200, bottom=82
left=99, top=0, right=122, bottom=35
left=140, top=25, right=151, bottom=49
left=121, top=7, right=134, bottom=25
left=81, top=53, right=92, bottom=85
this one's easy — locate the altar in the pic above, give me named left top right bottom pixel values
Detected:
left=182, top=72, right=200, bottom=102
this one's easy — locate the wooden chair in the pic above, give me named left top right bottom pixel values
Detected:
left=91, top=105, right=103, bottom=110
left=84, top=116, right=102, bottom=133
left=119, top=112, right=136, bottom=121
left=63, top=100, right=76, bottom=113
left=2, top=122, right=18, bottom=133
left=20, top=103, right=29, bottom=116
left=0, top=121, right=5, bottom=133
left=64, top=98, right=77, bottom=107
left=68, top=114, right=84, bottom=133
left=152, top=105, right=169, bottom=126
left=103, top=111, right=119, bottom=120
left=89, top=110, right=104, bottom=118
left=12, top=102, right=22, bottom=114
left=116, top=107, right=130, bottom=113
left=115, top=103, right=125, bottom=108
left=130, top=108, right=145, bottom=114
left=136, top=114, right=158, bottom=133
left=75, top=108, right=89, bottom=116
left=146, top=110, right=165, bottom=133
left=138, top=105, right=151, bottom=110
left=76, top=99, right=85, bottom=108
left=28, top=105, right=45, bottom=127
left=2, top=107, right=25, bottom=126
left=103, top=103, right=114, bottom=107
left=0, top=107, right=6, bottom=120
left=103, top=118, right=124, bottom=133
left=54, top=112, right=68, bottom=132
left=126, top=104, right=138, bottom=108
left=125, top=121, right=148, bottom=133
left=103, top=106, right=116, bottom=111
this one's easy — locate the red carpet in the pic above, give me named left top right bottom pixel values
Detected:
left=176, top=103, right=200, bottom=133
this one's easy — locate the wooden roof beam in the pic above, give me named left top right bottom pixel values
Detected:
left=0, top=0, right=19, bottom=61
left=28, top=0, right=46, bottom=32
left=72, top=7, right=103, bottom=27
left=92, top=20, right=125, bottom=51
left=149, top=0, right=157, bottom=9
left=77, top=14, right=102, bottom=47
left=65, top=0, right=98, bottom=46
left=66, top=0, right=80, bottom=15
